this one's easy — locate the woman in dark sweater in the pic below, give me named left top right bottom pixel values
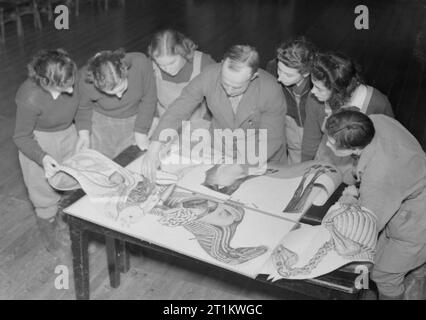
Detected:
left=301, top=52, right=394, bottom=173
left=75, top=49, right=157, bottom=159
left=13, top=49, right=81, bottom=252
left=266, top=38, right=316, bottom=164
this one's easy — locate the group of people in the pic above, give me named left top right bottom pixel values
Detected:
left=13, top=29, right=426, bottom=299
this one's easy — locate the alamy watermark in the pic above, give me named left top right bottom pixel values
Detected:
left=157, top=121, right=268, bottom=175
left=354, top=265, right=370, bottom=289
left=54, top=5, right=69, bottom=30
left=54, top=264, right=69, bottom=290
left=354, top=5, right=369, bottom=30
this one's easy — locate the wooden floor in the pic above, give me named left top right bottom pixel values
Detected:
left=0, top=0, right=425, bottom=300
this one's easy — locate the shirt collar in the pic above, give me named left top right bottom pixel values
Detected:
left=49, top=90, right=60, bottom=100
left=345, top=84, right=367, bottom=109
left=292, top=76, right=311, bottom=96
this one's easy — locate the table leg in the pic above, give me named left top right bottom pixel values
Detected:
left=105, top=236, right=121, bottom=288
left=117, top=240, right=130, bottom=273
left=69, top=219, right=90, bottom=300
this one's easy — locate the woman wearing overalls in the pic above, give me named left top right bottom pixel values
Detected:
left=146, top=29, right=215, bottom=137
left=266, top=38, right=315, bottom=164
left=301, top=52, right=394, bottom=180
left=75, top=49, right=157, bottom=159
left=13, top=49, right=81, bottom=252
left=324, top=110, right=426, bottom=299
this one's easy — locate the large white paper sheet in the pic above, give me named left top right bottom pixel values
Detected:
left=260, top=203, right=377, bottom=280
left=59, top=151, right=376, bottom=281
left=64, top=188, right=296, bottom=278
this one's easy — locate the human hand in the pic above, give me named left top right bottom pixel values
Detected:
left=42, top=154, right=59, bottom=179
left=76, top=130, right=90, bottom=152
left=338, top=185, right=359, bottom=205
left=135, top=132, right=149, bottom=151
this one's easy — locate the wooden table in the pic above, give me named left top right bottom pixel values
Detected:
left=59, top=145, right=376, bottom=300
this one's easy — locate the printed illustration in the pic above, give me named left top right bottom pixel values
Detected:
left=202, top=165, right=278, bottom=196
left=150, top=192, right=269, bottom=265
left=51, top=150, right=268, bottom=265
left=283, top=164, right=337, bottom=213
left=49, top=149, right=176, bottom=223
left=268, top=203, right=377, bottom=279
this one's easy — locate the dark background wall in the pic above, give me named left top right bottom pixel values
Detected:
left=1, top=0, right=425, bottom=152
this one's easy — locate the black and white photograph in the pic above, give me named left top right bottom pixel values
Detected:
left=0, top=0, right=425, bottom=305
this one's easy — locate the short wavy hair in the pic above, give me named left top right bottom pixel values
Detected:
left=85, top=48, right=130, bottom=91
left=276, top=37, right=316, bottom=74
left=27, top=49, right=76, bottom=88
left=223, top=44, right=259, bottom=75
left=147, top=29, right=198, bottom=61
left=311, top=52, right=363, bottom=110
left=325, top=109, right=375, bottom=149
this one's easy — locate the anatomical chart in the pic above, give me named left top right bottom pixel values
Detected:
left=50, top=149, right=296, bottom=277
left=260, top=202, right=377, bottom=280
left=50, top=149, right=373, bottom=279
left=175, top=161, right=342, bottom=221
left=49, top=149, right=177, bottom=222
left=155, top=135, right=342, bottom=219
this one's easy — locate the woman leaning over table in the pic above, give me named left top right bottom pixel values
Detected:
left=75, top=48, right=157, bottom=158
left=13, top=49, right=81, bottom=252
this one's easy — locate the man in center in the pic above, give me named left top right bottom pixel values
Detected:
left=141, top=45, right=287, bottom=184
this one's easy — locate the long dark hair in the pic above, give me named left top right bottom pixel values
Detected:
left=311, top=52, right=363, bottom=110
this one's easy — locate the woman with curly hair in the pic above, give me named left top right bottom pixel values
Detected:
left=75, top=48, right=157, bottom=158
left=266, top=37, right=316, bottom=164
left=13, top=49, right=80, bottom=252
left=301, top=52, right=394, bottom=163
left=147, top=29, right=215, bottom=134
